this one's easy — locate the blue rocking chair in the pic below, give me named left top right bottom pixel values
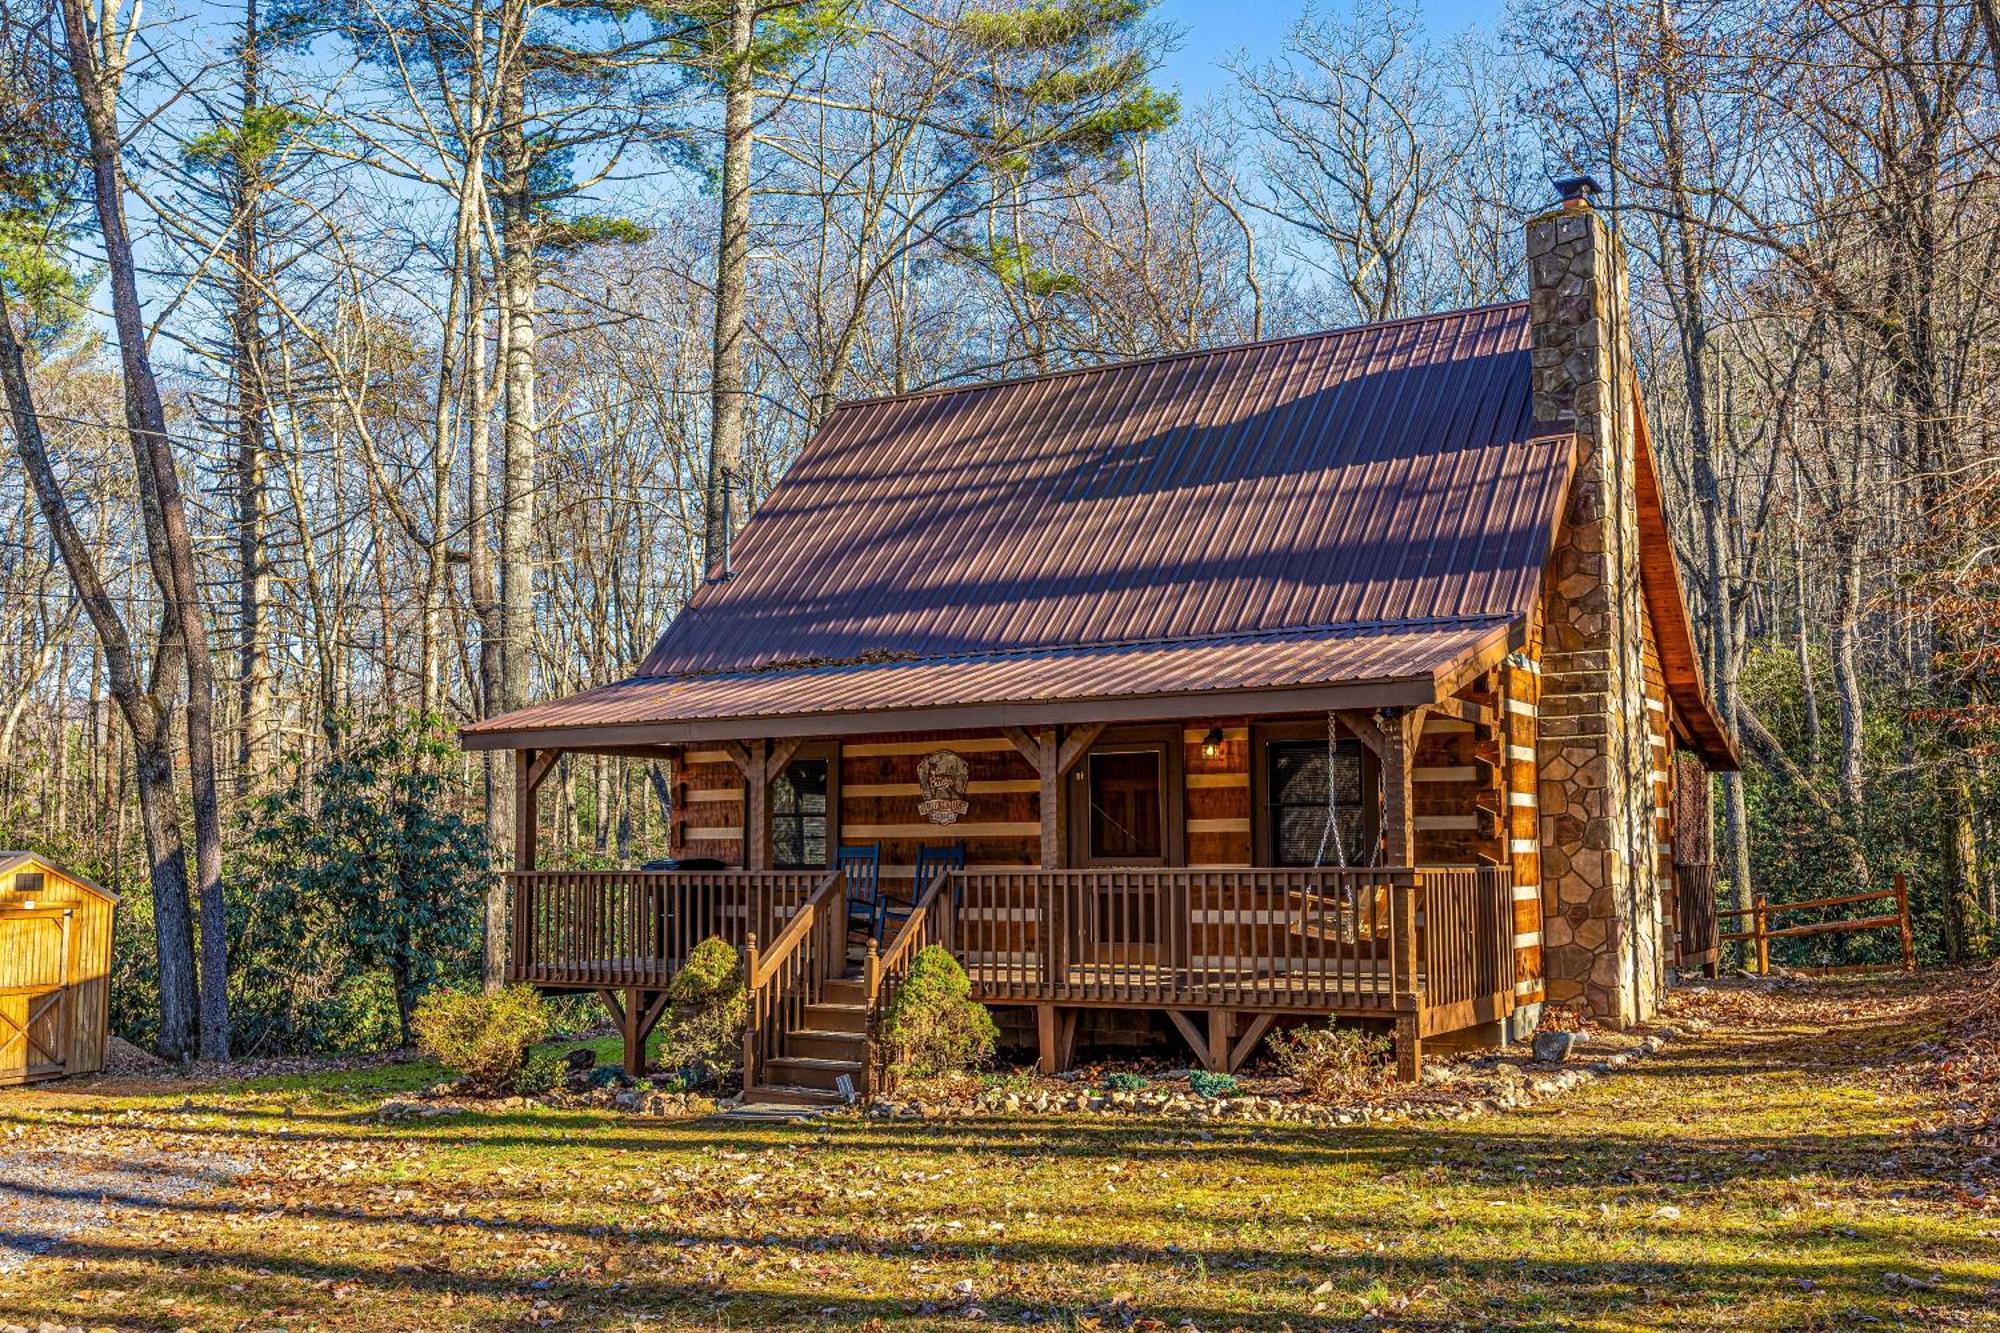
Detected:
left=839, top=843, right=883, bottom=941
left=881, top=841, right=967, bottom=940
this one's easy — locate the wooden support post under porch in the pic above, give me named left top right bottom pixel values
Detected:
left=598, top=987, right=671, bottom=1078
left=1033, top=1006, right=1281, bottom=1077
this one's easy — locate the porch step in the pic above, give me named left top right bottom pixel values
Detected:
left=744, top=1082, right=848, bottom=1108
left=802, top=1001, right=870, bottom=1035
left=783, top=1028, right=867, bottom=1063
left=763, top=1054, right=864, bottom=1093
left=821, top=977, right=868, bottom=1006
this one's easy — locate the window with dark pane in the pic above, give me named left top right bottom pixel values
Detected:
left=1269, top=739, right=1366, bottom=866
left=1087, top=750, right=1163, bottom=860
left=12, top=872, right=44, bottom=896
left=771, top=759, right=829, bottom=868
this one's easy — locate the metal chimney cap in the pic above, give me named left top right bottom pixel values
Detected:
left=1553, top=174, right=1604, bottom=204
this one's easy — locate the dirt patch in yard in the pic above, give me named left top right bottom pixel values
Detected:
left=0, top=1129, right=251, bottom=1277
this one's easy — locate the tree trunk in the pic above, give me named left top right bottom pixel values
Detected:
left=1828, top=525, right=1865, bottom=817
left=703, top=0, right=756, bottom=576
left=497, top=0, right=536, bottom=722
left=233, top=0, right=272, bottom=798
left=1940, top=761, right=1986, bottom=961
left=487, top=0, right=538, bottom=986
left=0, top=297, right=202, bottom=1059
left=1791, top=493, right=1818, bottom=767
left=58, top=0, right=230, bottom=1059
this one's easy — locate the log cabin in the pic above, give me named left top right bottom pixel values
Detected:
left=463, top=178, right=1733, bottom=1104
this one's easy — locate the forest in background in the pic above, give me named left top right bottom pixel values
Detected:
left=0, top=0, right=1993, bottom=1059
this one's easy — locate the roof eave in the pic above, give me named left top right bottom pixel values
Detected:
left=1631, top=383, right=1740, bottom=772
left=459, top=672, right=1451, bottom=752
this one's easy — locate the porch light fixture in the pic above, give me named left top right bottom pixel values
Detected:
left=1200, top=726, right=1225, bottom=759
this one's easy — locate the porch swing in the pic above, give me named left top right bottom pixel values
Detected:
left=1289, top=711, right=1388, bottom=950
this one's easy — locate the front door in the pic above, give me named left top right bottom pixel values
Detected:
left=1069, top=744, right=1174, bottom=969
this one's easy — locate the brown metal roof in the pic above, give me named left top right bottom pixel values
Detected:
left=468, top=303, right=1576, bottom=747
left=463, top=616, right=1513, bottom=746
left=646, top=301, right=1556, bottom=675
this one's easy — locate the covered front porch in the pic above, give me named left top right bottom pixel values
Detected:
left=504, top=858, right=1516, bottom=1086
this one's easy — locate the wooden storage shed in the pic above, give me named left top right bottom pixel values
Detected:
left=0, top=852, right=115, bottom=1085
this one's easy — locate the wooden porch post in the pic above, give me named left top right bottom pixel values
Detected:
left=1004, top=724, right=1106, bottom=870
left=725, top=739, right=773, bottom=871
left=1037, top=730, right=1061, bottom=868
left=1378, top=708, right=1423, bottom=867
left=1378, top=707, right=1426, bottom=1081
left=514, top=749, right=538, bottom=872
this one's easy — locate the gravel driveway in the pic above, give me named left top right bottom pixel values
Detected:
left=0, top=1130, right=249, bottom=1276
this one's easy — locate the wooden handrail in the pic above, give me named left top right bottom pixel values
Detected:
left=750, top=868, right=844, bottom=989
left=874, top=865, right=955, bottom=984
left=742, top=867, right=848, bottom=1092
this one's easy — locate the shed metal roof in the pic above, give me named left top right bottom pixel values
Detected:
left=467, top=303, right=1590, bottom=748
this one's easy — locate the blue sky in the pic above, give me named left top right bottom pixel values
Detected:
left=1152, top=0, right=1503, bottom=103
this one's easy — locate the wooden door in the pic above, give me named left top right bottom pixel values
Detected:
left=0, top=910, right=70, bottom=1083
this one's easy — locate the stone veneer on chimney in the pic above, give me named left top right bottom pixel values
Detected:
left=1526, top=191, right=1669, bottom=1026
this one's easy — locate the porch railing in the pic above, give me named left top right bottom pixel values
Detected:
left=1674, top=861, right=1718, bottom=968
left=506, top=864, right=1517, bottom=1032
left=741, top=868, right=849, bottom=1091
left=506, top=870, right=824, bottom=989
left=952, top=866, right=1514, bottom=1014
left=1418, top=866, right=1516, bottom=1022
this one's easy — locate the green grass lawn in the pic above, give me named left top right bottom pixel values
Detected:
left=2, top=973, right=1995, bottom=1331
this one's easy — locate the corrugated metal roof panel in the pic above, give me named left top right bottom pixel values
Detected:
left=638, top=302, right=1558, bottom=677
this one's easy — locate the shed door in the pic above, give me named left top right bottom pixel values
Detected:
left=0, top=911, right=70, bottom=1079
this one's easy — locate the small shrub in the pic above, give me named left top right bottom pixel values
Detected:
left=981, top=1067, right=1036, bottom=1095
left=1270, top=1021, right=1391, bottom=1100
left=1188, top=1070, right=1239, bottom=1099
left=882, top=945, right=998, bottom=1080
left=662, top=936, right=748, bottom=1085
left=410, top=985, right=549, bottom=1094
left=1103, top=1071, right=1150, bottom=1093
left=514, top=1047, right=564, bottom=1097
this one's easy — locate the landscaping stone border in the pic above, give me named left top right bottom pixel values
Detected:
left=861, top=1031, right=1676, bottom=1126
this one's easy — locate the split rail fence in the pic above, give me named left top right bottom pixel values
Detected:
left=1718, top=874, right=1915, bottom=974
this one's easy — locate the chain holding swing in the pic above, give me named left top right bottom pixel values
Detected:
left=1311, top=709, right=1348, bottom=869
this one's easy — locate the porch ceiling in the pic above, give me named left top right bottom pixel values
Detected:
left=459, top=614, right=1515, bottom=750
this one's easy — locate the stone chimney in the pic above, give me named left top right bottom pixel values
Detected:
left=1526, top=176, right=1667, bottom=1026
